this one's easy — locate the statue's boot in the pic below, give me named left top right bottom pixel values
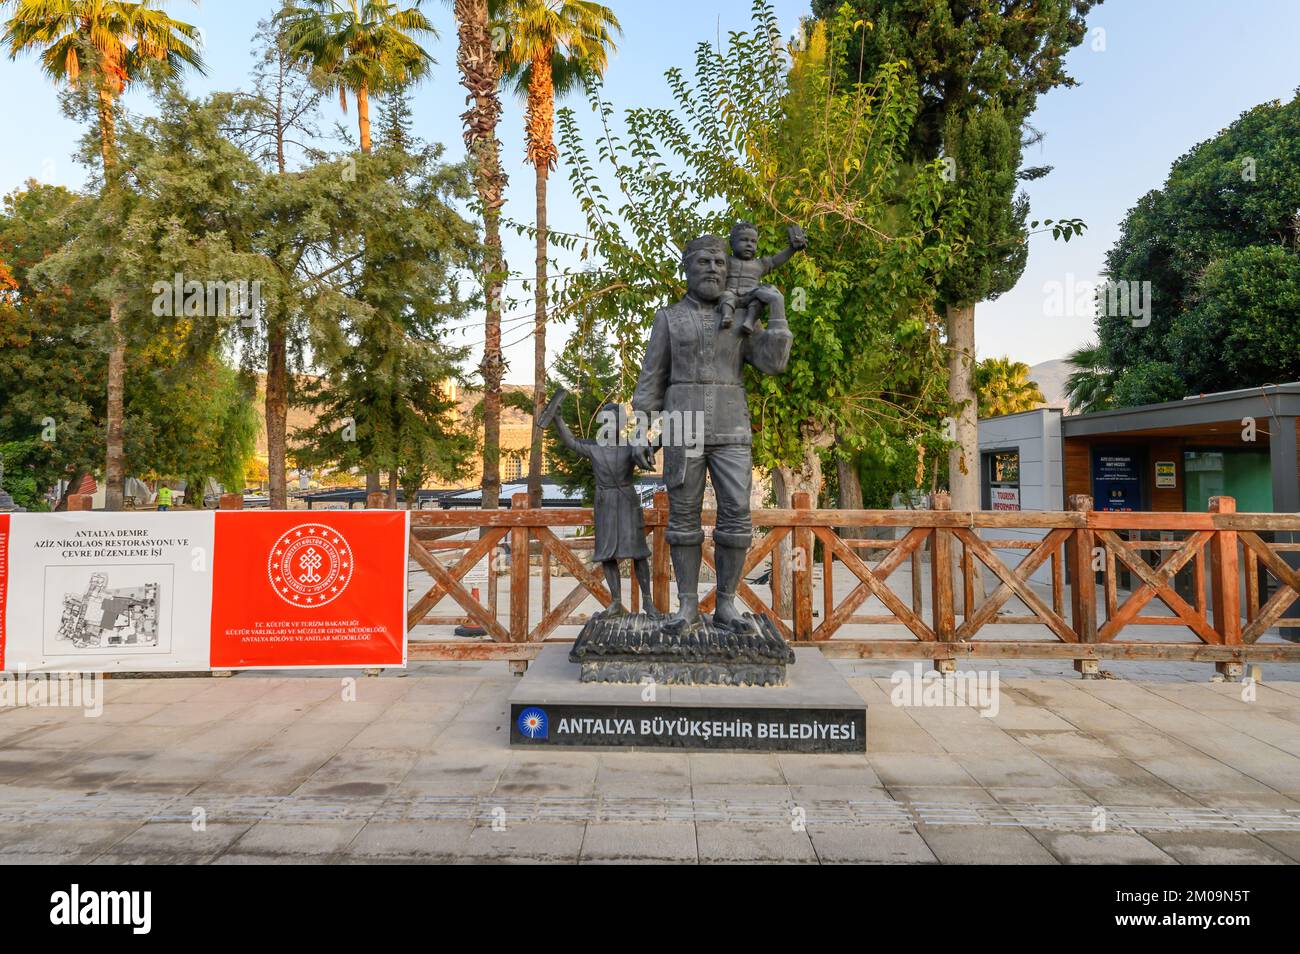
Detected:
left=712, top=544, right=750, bottom=631
left=661, top=544, right=702, bottom=633
left=633, top=559, right=660, bottom=618
left=596, top=560, right=625, bottom=619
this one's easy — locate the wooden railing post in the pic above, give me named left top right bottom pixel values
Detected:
left=1208, top=495, right=1243, bottom=679
left=929, top=492, right=955, bottom=673
left=509, top=492, right=530, bottom=671
left=792, top=492, right=813, bottom=640
left=652, top=490, right=670, bottom=614
left=1067, top=494, right=1099, bottom=678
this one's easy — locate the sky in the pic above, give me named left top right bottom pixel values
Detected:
left=3, top=0, right=1299, bottom=379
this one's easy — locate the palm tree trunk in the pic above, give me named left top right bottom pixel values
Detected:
left=98, top=84, right=126, bottom=512
left=98, top=87, right=117, bottom=170
left=356, top=83, right=380, bottom=495
left=266, top=317, right=289, bottom=510
left=527, top=160, right=548, bottom=507
left=524, top=50, right=556, bottom=509
left=481, top=266, right=503, bottom=512
left=357, top=84, right=372, bottom=154
left=455, top=0, right=507, bottom=514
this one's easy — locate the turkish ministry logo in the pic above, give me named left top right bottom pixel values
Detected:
left=268, top=524, right=354, bottom=607
left=517, top=708, right=548, bottom=739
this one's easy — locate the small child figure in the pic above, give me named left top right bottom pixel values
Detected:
left=543, top=394, right=659, bottom=619
left=717, top=221, right=808, bottom=335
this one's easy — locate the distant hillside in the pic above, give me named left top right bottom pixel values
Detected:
left=1028, top=358, right=1074, bottom=410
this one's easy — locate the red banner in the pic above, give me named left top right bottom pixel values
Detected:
left=209, top=511, right=408, bottom=669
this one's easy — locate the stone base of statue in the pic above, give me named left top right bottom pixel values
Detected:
left=509, top=642, right=865, bottom=753
left=569, top=612, right=795, bottom=687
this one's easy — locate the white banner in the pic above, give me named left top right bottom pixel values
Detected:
left=1, top=511, right=215, bottom=673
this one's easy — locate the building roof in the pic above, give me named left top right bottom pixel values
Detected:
left=1062, top=382, right=1300, bottom=437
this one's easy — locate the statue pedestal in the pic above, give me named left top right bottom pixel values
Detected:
left=569, top=612, right=794, bottom=687
left=509, top=643, right=866, bottom=753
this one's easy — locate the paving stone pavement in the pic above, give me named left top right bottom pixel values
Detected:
left=1, top=661, right=1299, bottom=864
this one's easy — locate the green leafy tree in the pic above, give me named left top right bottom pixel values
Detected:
left=2, top=0, right=205, bottom=510
left=216, top=16, right=327, bottom=507
left=1109, top=359, right=1183, bottom=408
left=55, top=87, right=454, bottom=514
left=810, top=0, right=1099, bottom=509
left=0, top=183, right=105, bottom=508
left=1, top=181, right=255, bottom=509
left=498, top=0, right=621, bottom=507
left=1171, top=245, right=1300, bottom=390
left=975, top=355, right=1044, bottom=416
left=810, top=0, right=1101, bottom=158
left=1098, top=93, right=1300, bottom=404
left=554, top=3, right=959, bottom=513
left=130, top=356, right=259, bottom=497
left=293, top=92, right=481, bottom=505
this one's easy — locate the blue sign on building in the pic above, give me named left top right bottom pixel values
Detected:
left=1092, top=450, right=1144, bottom=511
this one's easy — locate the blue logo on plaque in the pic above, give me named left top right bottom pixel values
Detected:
left=518, top=707, right=548, bottom=739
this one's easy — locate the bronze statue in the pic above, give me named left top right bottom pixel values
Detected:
left=718, top=221, right=807, bottom=335
left=632, top=231, right=796, bottom=633
left=542, top=394, right=659, bottom=619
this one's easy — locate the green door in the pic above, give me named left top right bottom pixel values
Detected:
left=1183, top=450, right=1273, bottom=512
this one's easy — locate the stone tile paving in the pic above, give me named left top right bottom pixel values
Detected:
left=1, top=657, right=1298, bottom=863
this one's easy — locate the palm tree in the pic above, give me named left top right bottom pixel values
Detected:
left=975, top=356, right=1046, bottom=417
left=3, top=0, right=204, bottom=511
left=278, top=0, right=435, bottom=155
left=1063, top=342, right=1116, bottom=414
left=450, top=0, right=508, bottom=513
left=499, top=0, right=619, bottom=506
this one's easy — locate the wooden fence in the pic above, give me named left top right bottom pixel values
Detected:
left=400, top=492, right=1300, bottom=671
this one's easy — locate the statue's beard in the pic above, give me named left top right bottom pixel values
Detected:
left=691, top=275, right=723, bottom=301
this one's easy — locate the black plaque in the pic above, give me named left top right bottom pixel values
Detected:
left=511, top=702, right=865, bottom=753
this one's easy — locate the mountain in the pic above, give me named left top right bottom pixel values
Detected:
left=1027, top=358, right=1074, bottom=409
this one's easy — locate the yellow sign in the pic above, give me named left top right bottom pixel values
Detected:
left=1155, top=461, right=1176, bottom=489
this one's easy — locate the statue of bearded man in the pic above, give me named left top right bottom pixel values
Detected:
left=632, top=234, right=793, bottom=632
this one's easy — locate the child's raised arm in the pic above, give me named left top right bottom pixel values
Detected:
left=760, top=223, right=808, bottom=274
